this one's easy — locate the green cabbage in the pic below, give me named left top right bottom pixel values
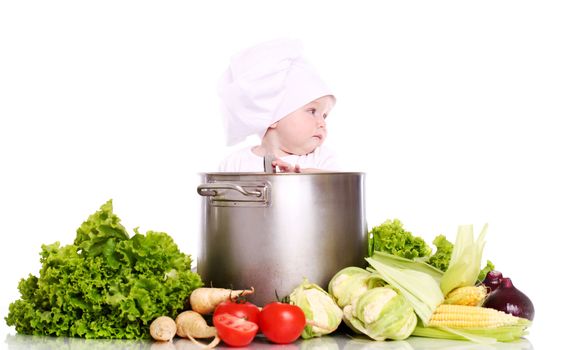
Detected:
left=366, top=255, right=444, bottom=325
left=289, top=278, right=343, bottom=339
left=5, top=200, right=203, bottom=339
left=343, top=287, right=417, bottom=341
left=328, top=267, right=384, bottom=308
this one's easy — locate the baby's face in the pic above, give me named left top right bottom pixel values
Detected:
left=274, top=95, right=335, bottom=155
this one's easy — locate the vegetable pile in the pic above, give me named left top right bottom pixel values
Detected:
left=5, top=200, right=203, bottom=339
left=5, top=204, right=535, bottom=346
left=329, top=219, right=534, bottom=344
left=368, top=219, right=495, bottom=279
left=145, top=219, right=534, bottom=347
left=153, top=286, right=307, bottom=347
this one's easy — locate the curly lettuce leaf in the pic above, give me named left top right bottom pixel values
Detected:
left=368, top=219, right=431, bottom=259
left=477, top=260, right=495, bottom=282
left=427, top=234, right=453, bottom=272
left=5, top=200, right=202, bottom=339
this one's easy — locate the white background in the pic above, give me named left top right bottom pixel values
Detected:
left=1, top=1, right=564, bottom=348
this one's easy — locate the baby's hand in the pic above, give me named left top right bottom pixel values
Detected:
left=272, top=159, right=301, bottom=173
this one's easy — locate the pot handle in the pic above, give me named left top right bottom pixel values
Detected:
left=197, top=183, right=263, bottom=197
left=197, top=182, right=270, bottom=207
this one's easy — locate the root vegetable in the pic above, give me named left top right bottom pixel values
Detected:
left=150, top=316, right=177, bottom=342
left=176, top=311, right=217, bottom=338
left=190, top=287, right=254, bottom=314
left=175, top=311, right=220, bottom=349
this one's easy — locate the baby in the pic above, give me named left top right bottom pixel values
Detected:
left=217, top=38, right=339, bottom=173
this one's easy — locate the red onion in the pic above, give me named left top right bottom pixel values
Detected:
left=482, top=270, right=503, bottom=292
left=483, top=277, right=535, bottom=321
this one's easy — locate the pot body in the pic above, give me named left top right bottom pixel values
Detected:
left=197, top=172, right=367, bottom=306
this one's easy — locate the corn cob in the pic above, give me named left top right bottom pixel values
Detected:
left=444, top=285, right=487, bottom=306
left=429, top=304, right=524, bottom=329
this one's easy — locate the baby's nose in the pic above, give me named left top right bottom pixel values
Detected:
left=316, top=115, right=326, bottom=128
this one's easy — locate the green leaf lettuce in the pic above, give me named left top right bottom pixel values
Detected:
left=5, top=200, right=202, bottom=339
left=368, top=219, right=431, bottom=259
left=427, top=234, right=453, bottom=272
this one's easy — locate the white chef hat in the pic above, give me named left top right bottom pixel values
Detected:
left=218, top=38, right=334, bottom=146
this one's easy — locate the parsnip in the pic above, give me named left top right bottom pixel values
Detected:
left=149, top=316, right=176, bottom=342
left=175, top=311, right=220, bottom=349
left=189, top=287, right=254, bottom=314
left=175, top=311, right=217, bottom=339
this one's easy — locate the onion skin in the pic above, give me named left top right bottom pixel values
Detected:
left=483, top=277, right=535, bottom=321
left=482, top=270, right=503, bottom=292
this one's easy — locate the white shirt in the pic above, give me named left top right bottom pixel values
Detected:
left=219, top=146, right=340, bottom=172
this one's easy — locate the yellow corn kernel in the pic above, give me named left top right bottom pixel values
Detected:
left=429, top=304, right=521, bottom=329
left=444, top=285, right=487, bottom=306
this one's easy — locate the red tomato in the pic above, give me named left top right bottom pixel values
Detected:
left=259, top=302, right=306, bottom=344
left=213, top=300, right=261, bottom=326
left=213, top=313, right=258, bottom=347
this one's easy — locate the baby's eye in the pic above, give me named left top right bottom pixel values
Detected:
left=323, top=113, right=327, bottom=119
left=308, top=108, right=317, bottom=115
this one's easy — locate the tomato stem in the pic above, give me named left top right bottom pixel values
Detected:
left=274, top=289, right=291, bottom=304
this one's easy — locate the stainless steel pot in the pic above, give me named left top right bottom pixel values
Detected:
left=196, top=172, right=367, bottom=306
